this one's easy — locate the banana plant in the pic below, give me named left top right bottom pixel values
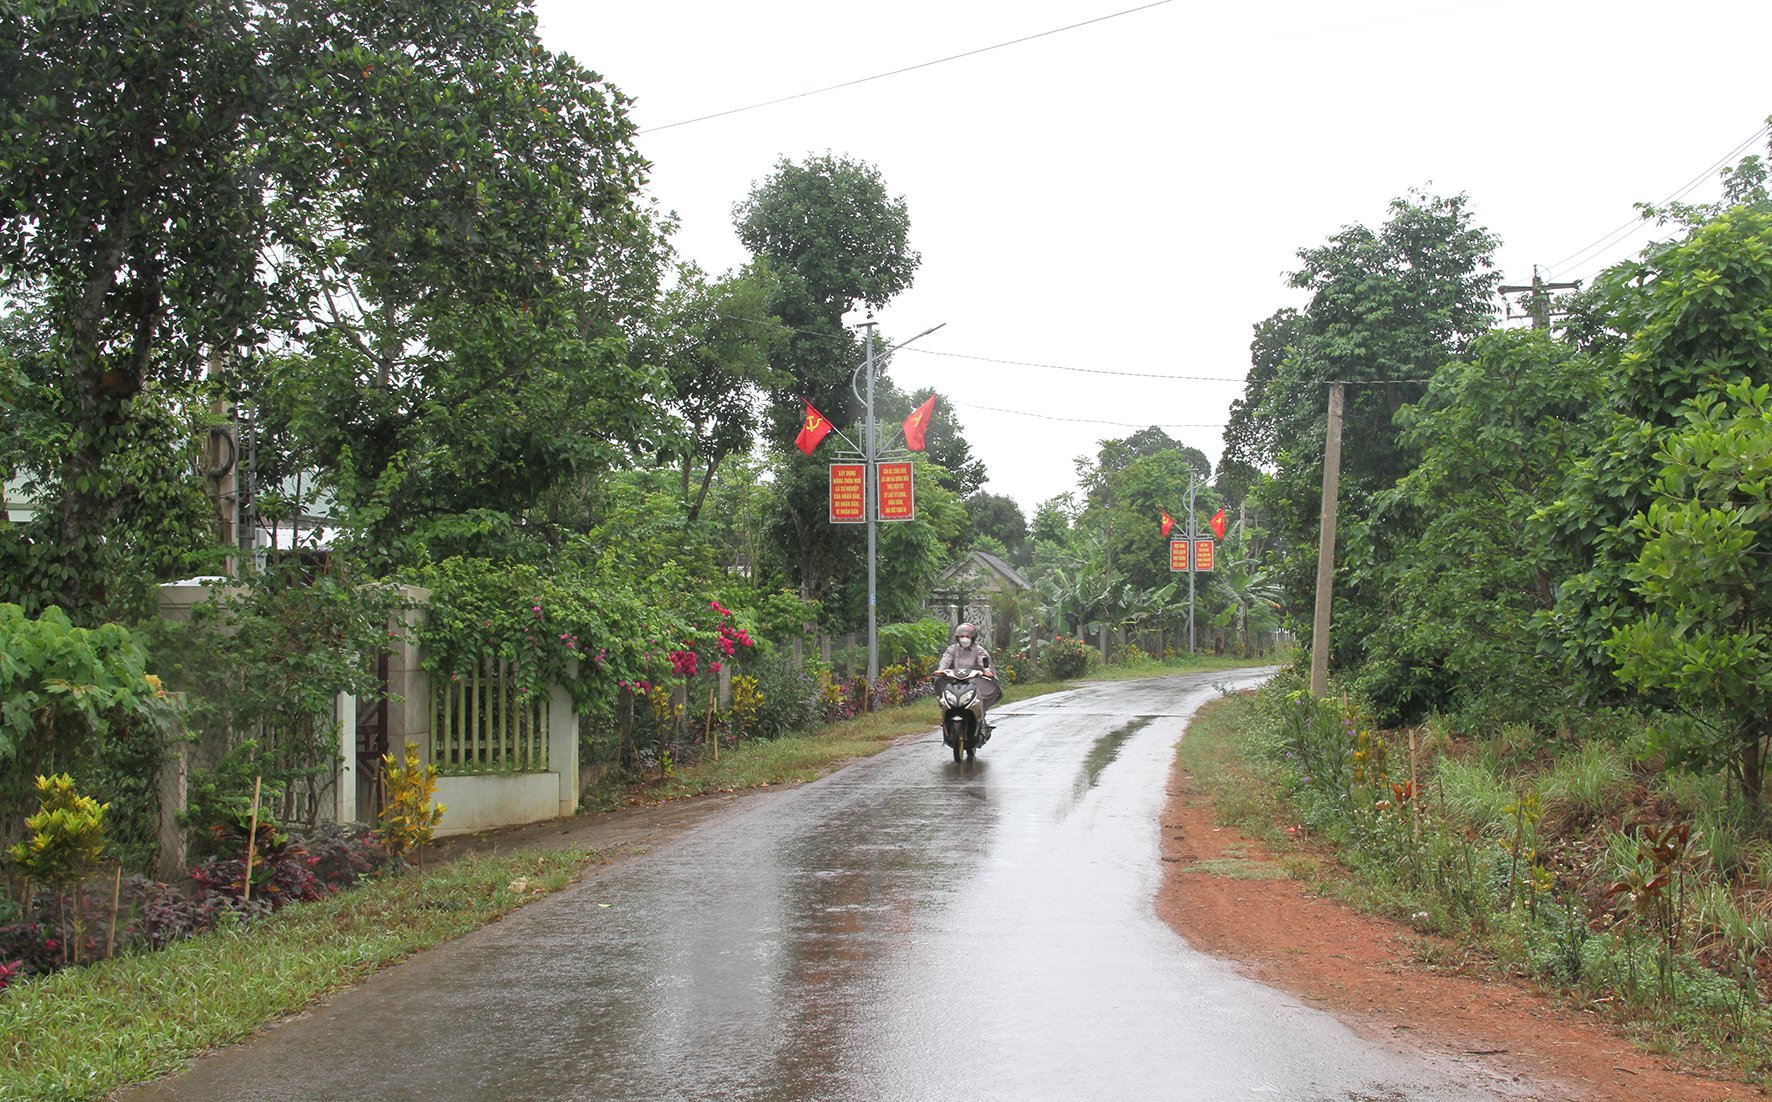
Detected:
left=1215, top=558, right=1282, bottom=651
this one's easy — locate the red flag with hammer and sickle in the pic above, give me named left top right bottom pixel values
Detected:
left=903, top=394, right=937, bottom=451
left=1161, top=510, right=1175, bottom=539
left=794, top=399, right=833, bottom=455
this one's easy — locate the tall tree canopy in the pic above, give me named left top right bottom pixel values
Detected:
left=0, top=0, right=270, bottom=617
left=1229, top=191, right=1502, bottom=694
left=0, top=0, right=671, bottom=614
left=733, top=153, right=926, bottom=608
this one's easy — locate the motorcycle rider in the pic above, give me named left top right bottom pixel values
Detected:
left=937, top=622, right=996, bottom=733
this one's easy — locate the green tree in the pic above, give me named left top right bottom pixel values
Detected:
left=1607, top=379, right=1772, bottom=820
left=965, top=492, right=1030, bottom=564
left=259, top=0, right=668, bottom=564
left=1546, top=203, right=1772, bottom=687
left=644, top=262, right=784, bottom=523
left=0, top=0, right=268, bottom=620
left=1366, top=329, right=1605, bottom=723
left=734, top=153, right=922, bottom=605
left=1236, top=191, right=1501, bottom=688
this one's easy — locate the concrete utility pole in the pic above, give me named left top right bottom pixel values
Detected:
left=1309, top=383, right=1344, bottom=698
left=1499, top=267, right=1581, bottom=329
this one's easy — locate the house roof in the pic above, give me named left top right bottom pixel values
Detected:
left=933, top=549, right=1031, bottom=592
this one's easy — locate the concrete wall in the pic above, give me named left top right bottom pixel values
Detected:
left=153, top=580, right=586, bottom=844
left=433, top=772, right=563, bottom=837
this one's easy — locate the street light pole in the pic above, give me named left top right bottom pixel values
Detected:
left=861, top=318, right=879, bottom=687
left=1187, top=467, right=1197, bottom=654
left=846, top=319, right=945, bottom=697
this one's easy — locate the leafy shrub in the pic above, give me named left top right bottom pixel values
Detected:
left=119, top=875, right=267, bottom=952
left=1040, top=634, right=1093, bottom=681
left=878, top=618, right=951, bottom=667
left=1111, top=643, right=1152, bottom=666
left=749, top=657, right=822, bottom=739
left=302, top=821, right=389, bottom=889
left=8, top=774, right=108, bottom=887
left=190, top=811, right=326, bottom=907
left=0, top=606, right=178, bottom=860
left=728, top=675, right=762, bottom=737
left=994, top=651, right=1034, bottom=686
left=0, top=921, right=58, bottom=978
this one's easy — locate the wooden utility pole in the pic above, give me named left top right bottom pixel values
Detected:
left=1309, top=384, right=1345, bottom=698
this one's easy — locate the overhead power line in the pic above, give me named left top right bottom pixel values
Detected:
left=639, top=0, right=1176, bottom=134
left=639, top=0, right=1514, bottom=136
left=1543, top=121, right=1771, bottom=280
left=903, top=346, right=1243, bottom=382
left=702, top=310, right=1246, bottom=382
left=948, top=397, right=1222, bottom=430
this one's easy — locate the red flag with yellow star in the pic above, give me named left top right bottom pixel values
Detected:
left=1210, top=508, right=1228, bottom=540
left=794, top=399, right=833, bottom=456
left=903, top=394, right=937, bottom=451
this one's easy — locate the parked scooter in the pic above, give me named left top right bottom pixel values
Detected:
left=933, top=667, right=998, bottom=761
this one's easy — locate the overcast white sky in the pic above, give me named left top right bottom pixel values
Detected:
left=535, top=0, right=1772, bottom=514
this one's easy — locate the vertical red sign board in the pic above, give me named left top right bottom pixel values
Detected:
left=877, top=461, right=915, bottom=520
left=1169, top=540, right=1188, bottom=572
left=1192, top=540, right=1215, bottom=572
left=829, top=464, right=865, bottom=523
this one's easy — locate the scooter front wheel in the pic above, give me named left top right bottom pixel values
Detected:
left=952, top=738, right=964, bottom=763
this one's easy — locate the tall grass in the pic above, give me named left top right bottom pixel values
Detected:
left=1537, top=741, right=1632, bottom=819
left=1437, top=757, right=1516, bottom=833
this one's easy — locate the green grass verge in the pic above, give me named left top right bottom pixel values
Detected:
left=1175, top=690, right=1300, bottom=853
left=0, top=848, right=589, bottom=1102
left=594, top=679, right=1079, bottom=806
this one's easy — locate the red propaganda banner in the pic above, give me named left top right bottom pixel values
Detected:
left=829, top=464, right=865, bottom=523
left=1169, top=540, right=1188, bottom=572
left=1193, top=539, right=1216, bottom=572
left=877, top=461, right=915, bottom=520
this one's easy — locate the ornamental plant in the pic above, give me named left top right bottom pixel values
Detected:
left=728, top=675, right=762, bottom=740
left=7, top=774, right=107, bottom=967
left=8, top=774, right=107, bottom=887
left=380, top=743, right=445, bottom=872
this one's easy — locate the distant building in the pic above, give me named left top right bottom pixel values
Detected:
left=927, top=549, right=1031, bottom=648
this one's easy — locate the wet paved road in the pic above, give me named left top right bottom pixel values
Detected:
left=127, top=670, right=1508, bottom=1102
